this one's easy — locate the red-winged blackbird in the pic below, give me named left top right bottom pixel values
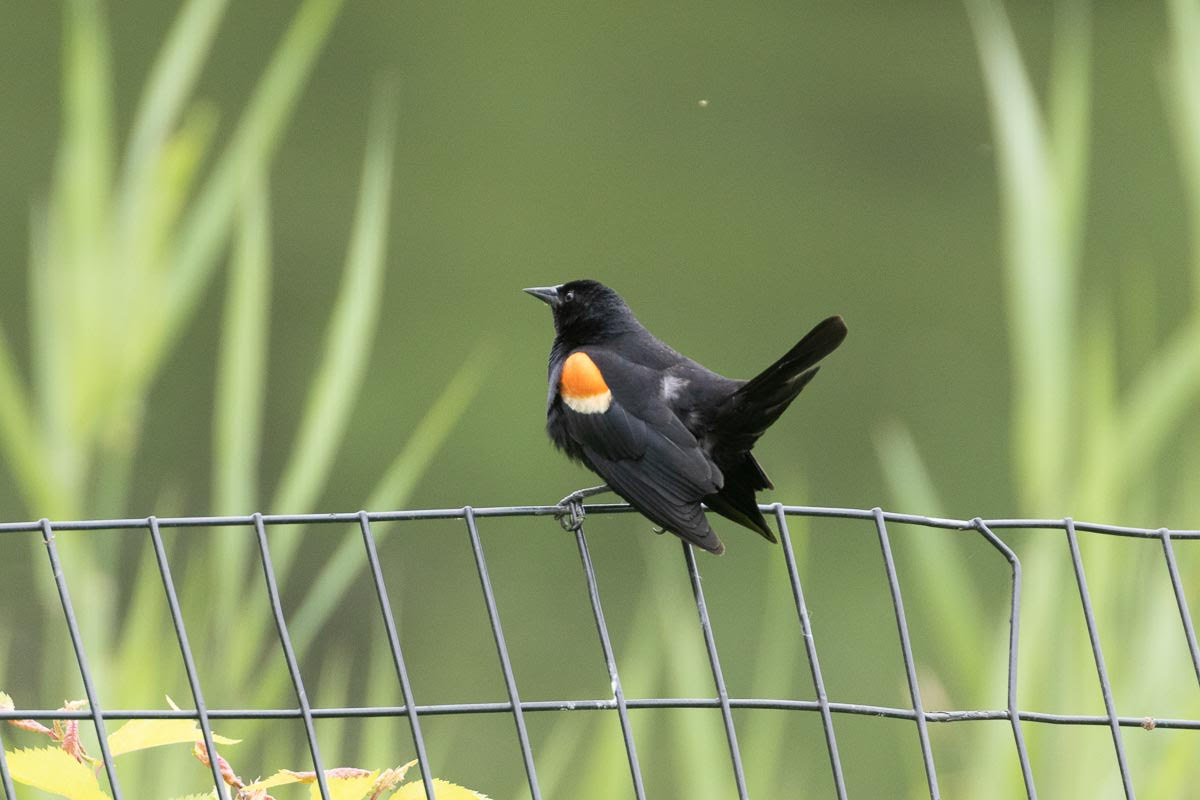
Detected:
left=526, top=280, right=846, bottom=555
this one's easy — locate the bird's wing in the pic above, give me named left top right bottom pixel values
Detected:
left=558, top=349, right=724, bottom=553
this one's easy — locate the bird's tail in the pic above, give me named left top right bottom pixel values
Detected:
left=705, top=316, right=849, bottom=542
left=704, top=315, right=846, bottom=544
left=715, top=315, right=848, bottom=451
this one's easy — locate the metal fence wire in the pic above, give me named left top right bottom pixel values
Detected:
left=1, top=503, right=1199, bottom=800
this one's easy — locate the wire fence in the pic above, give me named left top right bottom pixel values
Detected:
left=0, top=503, right=1198, bottom=800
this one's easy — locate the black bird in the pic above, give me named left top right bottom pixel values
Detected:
left=526, top=279, right=846, bottom=555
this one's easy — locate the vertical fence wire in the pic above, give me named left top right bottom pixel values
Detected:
left=772, top=504, right=848, bottom=800
left=872, top=508, right=940, bottom=800
left=572, top=523, right=647, bottom=800
left=1064, top=518, right=1133, bottom=799
left=38, top=519, right=124, bottom=800
left=146, top=516, right=227, bottom=798
left=1159, top=529, right=1200, bottom=689
left=357, top=512, right=437, bottom=799
left=464, top=507, right=542, bottom=800
left=251, top=513, right=332, bottom=800
left=972, top=519, right=1036, bottom=799
left=0, top=722, right=14, bottom=800
left=681, top=541, right=749, bottom=800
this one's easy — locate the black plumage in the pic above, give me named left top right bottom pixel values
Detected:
left=527, top=279, right=846, bottom=555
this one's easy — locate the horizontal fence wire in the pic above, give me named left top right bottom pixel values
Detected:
left=0, top=503, right=1196, bottom=800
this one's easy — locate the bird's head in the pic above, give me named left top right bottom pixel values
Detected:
left=524, top=280, right=640, bottom=343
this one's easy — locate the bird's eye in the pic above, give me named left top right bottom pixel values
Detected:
left=564, top=290, right=575, bottom=302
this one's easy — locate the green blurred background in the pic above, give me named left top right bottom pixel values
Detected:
left=1, top=0, right=1199, bottom=798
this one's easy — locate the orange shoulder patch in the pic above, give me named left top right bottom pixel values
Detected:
left=561, top=351, right=609, bottom=398
left=560, top=352, right=613, bottom=414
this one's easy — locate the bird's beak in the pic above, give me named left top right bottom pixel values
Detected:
left=523, top=285, right=561, bottom=306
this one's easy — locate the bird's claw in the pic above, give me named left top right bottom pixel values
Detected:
left=557, top=498, right=586, bottom=532
left=554, top=485, right=610, bottom=532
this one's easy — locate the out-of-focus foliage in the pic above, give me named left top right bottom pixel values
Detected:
left=877, top=0, right=1200, bottom=796
left=0, top=0, right=1197, bottom=798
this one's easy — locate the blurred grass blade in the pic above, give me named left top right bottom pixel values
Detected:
left=214, top=171, right=273, bottom=513
left=115, top=0, right=230, bottom=362
left=364, top=344, right=496, bottom=513
left=1072, top=310, right=1118, bottom=517
left=281, top=343, right=494, bottom=659
left=661, top=593, right=728, bottom=798
left=0, top=327, right=57, bottom=513
left=875, top=421, right=945, bottom=517
left=314, top=653, right=354, bottom=766
left=357, top=642, right=408, bottom=770
left=1048, top=0, right=1090, bottom=254
left=30, top=201, right=75, bottom=516
left=57, top=0, right=117, bottom=453
left=965, top=0, right=1089, bottom=514
left=117, top=103, right=221, bottom=397
left=243, top=344, right=490, bottom=707
left=58, top=0, right=115, bottom=348
left=118, top=0, right=230, bottom=207
left=1111, top=314, right=1200, bottom=491
left=228, top=83, right=399, bottom=693
left=32, top=0, right=121, bottom=516
left=567, top=564, right=662, bottom=799
left=210, top=171, right=273, bottom=650
left=1167, top=0, right=1200, bottom=284
left=741, top=539, right=802, bottom=790
left=517, top=705, right=586, bottom=798
left=876, top=422, right=986, bottom=686
left=152, top=0, right=348, bottom=385
left=271, top=83, right=399, bottom=519
left=111, top=545, right=173, bottom=707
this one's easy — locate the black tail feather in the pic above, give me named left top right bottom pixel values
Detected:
left=715, top=316, right=847, bottom=450
left=703, top=316, right=845, bottom=544
left=704, top=454, right=776, bottom=542
left=736, top=316, right=847, bottom=407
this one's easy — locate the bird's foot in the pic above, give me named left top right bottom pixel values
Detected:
left=555, top=485, right=611, bottom=532
left=652, top=526, right=667, bottom=535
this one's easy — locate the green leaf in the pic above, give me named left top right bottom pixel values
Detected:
left=107, top=717, right=239, bottom=757
left=6, top=746, right=110, bottom=800
left=390, top=779, right=491, bottom=800
left=310, top=771, right=378, bottom=800
left=245, top=768, right=377, bottom=800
